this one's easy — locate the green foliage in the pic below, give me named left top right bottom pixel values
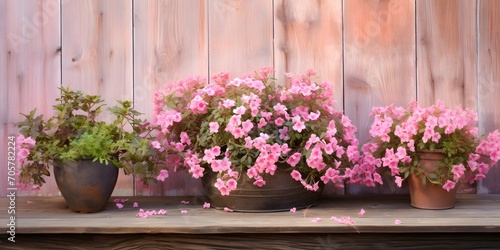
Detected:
left=16, top=86, right=160, bottom=187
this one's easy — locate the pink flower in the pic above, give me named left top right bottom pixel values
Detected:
left=116, top=203, right=124, bottom=209
left=395, top=219, right=402, bottom=225
left=223, top=207, right=234, bottom=212
left=203, top=202, right=211, bottom=209
left=242, top=120, right=254, bottom=133
left=308, top=111, right=320, bottom=121
left=395, top=176, right=403, bottom=187
left=226, top=178, right=238, bottom=190
left=222, top=99, right=235, bottom=108
left=181, top=210, right=188, bottom=214
left=442, top=180, right=456, bottom=192
left=156, top=170, right=169, bottom=181
left=180, top=132, right=191, bottom=145
left=292, top=116, right=306, bottom=132
left=451, top=164, right=465, bottom=182
left=151, top=141, right=161, bottom=149
left=275, top=117, right=285, bottom=126
left=188, top=95, right=208, bottom=114
left=234, top=106, right=247, bottom=115
left=212, top=146, right=221, bottom=156
left=287, top=153, right=302, bottom=167
left=279, top=126, right=290, bottom=141
left=290, top=207, right=297, bottom=213
left=209, top=122, right=219, bottom=133
left=181, top=200, right=190, bottom=205
left=258, top=118, right=267, bottom=128
left=133, top=202, right=139, bottom=208
left=290, top=170, right=302, bottom=181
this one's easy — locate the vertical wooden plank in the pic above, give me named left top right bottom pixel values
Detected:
left=344, top=0, right=416, bottom=194
left=274, top=0, right=344, bottom=196
left=274, top=0, right=343, bottom=108
left=417, top=0, right=476, bottom=109
left=209, top=0, right=273, bottom=77
left=478, top=0, right=500, bottom=194
left=62, top=0, right=133, bottom=196
left=0, top=0, right=61, bottom=196
left=133, top=0, right=208, bottom=196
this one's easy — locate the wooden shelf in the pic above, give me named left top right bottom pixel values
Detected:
left=2, top=194, right=500, bottom=248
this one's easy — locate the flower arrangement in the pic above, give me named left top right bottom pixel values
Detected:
left=148, top=67, right=380, bottom=195
left=362, top=100, right=500, bottom=191
left=15, top=87, right=160, bottom=190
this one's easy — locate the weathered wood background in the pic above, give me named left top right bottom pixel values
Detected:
left=1, top=0, right=499, bottom=197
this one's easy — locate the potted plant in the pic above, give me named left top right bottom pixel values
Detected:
left=147, top=67, right=380, bottom=212
left=362, top=100, right=500, bottom=209
left=15, top=87, right=160, bottom=213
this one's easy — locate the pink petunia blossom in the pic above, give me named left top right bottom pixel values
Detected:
left=209, top=122, right=219, bottom=133
left=287, top=153, right=302, bottom=167
left=290, top=170, right=302, bottom=181
left=442, top=180, right=456, bottom=192
left=156, top=169, right=169, bottom=181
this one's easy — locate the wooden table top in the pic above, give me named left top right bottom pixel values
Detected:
left=2, top=194, right=500, bottom=234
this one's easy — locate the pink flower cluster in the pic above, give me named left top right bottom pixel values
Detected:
left=364, top=100, right=500, bottom=191
left=149, top=67, right=379, bottom=195
left=16, top=135, right=36, bottom=167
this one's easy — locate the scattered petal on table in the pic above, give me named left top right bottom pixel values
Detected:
left=358, top=209, right=365, bottom=216
left=203, top=202, right=211, bottom=209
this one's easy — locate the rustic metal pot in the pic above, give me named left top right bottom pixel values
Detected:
left=409, top=150, right=457, bottom=209
left=54, top=159, right=118, bottom=213
left=202, top=166, right=324, bottom=212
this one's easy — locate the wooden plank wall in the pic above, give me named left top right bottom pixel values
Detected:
left=1, top=0, right=500, bottom=196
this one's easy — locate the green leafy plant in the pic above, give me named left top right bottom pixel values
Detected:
left=15, top=86, right=160, bottom=190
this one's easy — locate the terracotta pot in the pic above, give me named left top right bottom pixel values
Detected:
left=202, top=166, right=323, bottom=212
left=54, top=159, right=118, bottom=213
left=409, top=150, right=457, bottom=209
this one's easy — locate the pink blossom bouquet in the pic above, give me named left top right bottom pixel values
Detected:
left=148, top=67, right=379, bottom=195
left=362, top=100, right=500, bottom=191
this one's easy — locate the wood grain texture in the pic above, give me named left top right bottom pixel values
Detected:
left=1, top=195, right=500, bottom=234
left=274, top=0, right=343, bottom=108
left=344, top=0, right=416, bottom=194
left=478, top=0, right=500, bottom=194
left=417, top=0, right=476, bottom=109
left=133, top=0, right=207, bottom=196
left=3, top=233, right=500, bottom=249
left=0, top=0, right=61, bottom=196
left=62, top=0, right=133, bottom=196
left=208, top=0, right=273, bottom=77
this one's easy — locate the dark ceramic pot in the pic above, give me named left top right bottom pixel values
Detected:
left=202, top=166, right=323, bottom=212
left=54, top=159, right=118, bottom=213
